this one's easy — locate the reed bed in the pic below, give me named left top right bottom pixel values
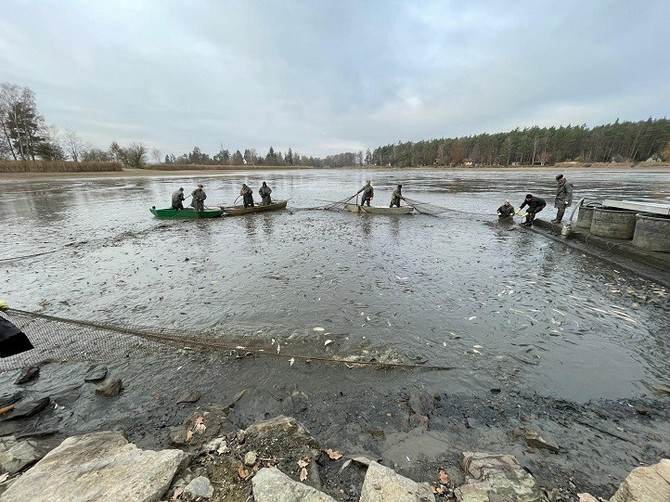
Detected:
left=0, top=161, right=123, bottom=173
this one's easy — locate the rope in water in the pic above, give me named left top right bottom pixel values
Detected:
left=6, top=308, right=455, bottom=372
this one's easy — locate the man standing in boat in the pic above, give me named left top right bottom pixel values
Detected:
left=191, top=184, right=207, bottom=212
left=552, top=174, right=574, bottom=223
left=390, top=184, right=405, bottom=207
left=357, top=180, right=374, bottom=207
left=518, top=193, right=546, bottom=227
left=171, top=187, right=185, bottom=210
left=259, top=182, right=272, bottom=206
left=241, top=184, right=255, bottom=208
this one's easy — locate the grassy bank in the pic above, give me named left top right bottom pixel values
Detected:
left=0, top=160, right=123, bottom=173
left=151, top=164, right=313, bottom=171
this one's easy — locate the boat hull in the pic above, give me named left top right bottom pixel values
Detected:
left=344, top=203, right=414, bottom=215
left=219, top=200, right=288, bottom=216
left=150, top=207, right=223, bottom=219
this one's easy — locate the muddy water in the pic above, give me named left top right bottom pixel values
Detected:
left=2, top=168, right=669, bottom=403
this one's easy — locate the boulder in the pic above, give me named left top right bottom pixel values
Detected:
left=455, top=451, right=544, bottom=502
left=243, top=415, right=315, bottom=446
left=360, top=461, right=435, bottom=502
left=252, top=467, right=336, bottom=502
left=176, top=390, right=202, bottom=404
left=609, top=459, right=670, bottom=502
left=524, top=429, right=560, bottom=453
left=1, top=430, right=186, bottom=502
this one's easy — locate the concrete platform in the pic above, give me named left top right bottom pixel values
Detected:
left=603, top=199, right=670, bottom=216
left=529, top=219, right=670, bottom=287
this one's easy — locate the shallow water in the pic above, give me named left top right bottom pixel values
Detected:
left=2, top=168, right=669, bottom=402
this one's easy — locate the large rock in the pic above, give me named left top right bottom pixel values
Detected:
left=243, top=415, right=315, bottom=444
left=455, top=452, right=544, bottom=502
left=184, top=475, right=214, bottom=500
left=360, top=461, right=435, bottom=502
left=252, top=467, right=336, bottom=502
left=95, top=378, right=123, bottom=397
left=609, top=458, right=670, bottom=502
left=0, top=436, right=48, bottom=474
left=2, top=430, right=186, bottom=502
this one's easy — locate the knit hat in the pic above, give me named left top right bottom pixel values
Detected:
left=555, top=174, right=564, bottom=180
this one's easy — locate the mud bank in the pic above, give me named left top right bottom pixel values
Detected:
left=1, top=344, right=669, bottom=500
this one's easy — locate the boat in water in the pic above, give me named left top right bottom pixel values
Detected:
left=150, top=207, right=223, bottom=219
left=343, top=203, right=414, bottom=215
left=219, top=199, right=288, bottom=216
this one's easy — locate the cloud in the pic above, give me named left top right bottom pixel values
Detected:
left=2, top=0, right=669, bottom=157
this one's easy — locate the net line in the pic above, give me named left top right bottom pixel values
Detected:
left=0, top=309, right=454, bottom=372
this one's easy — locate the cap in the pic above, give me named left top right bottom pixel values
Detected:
left=525, top=193, right=533, bottom=199
left=198, top=184, right=203, bottom=188
left=179, top=187, right=183, bottom=191
left=555, top=174, right=564, bottom=180
left=398, top=184, right=402, bottom=188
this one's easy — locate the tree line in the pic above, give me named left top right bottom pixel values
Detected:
left=2, top=82, right=669, bottom=168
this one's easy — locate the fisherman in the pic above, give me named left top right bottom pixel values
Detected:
left=0, top=309, right=34, bottom=358
left=497, top=200, right=515, bottom=219
left=390, top=184, right=405, bottom=207
left=191, top=184, right=207, bottom=212
left=258, top=181, right=272, bottom=206
left=171, top=187, right=185, bottom=210
left=357, top=180, right=374, bottom=207
left=241, top=183, right=255, bottom=208
left=552, top=174, right=574, bottom=223
left=518, top=194, right=546, bottom=227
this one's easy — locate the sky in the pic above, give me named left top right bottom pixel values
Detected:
left=2, top=0, right=670, bottom=158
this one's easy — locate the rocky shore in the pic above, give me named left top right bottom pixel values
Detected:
left=1, top=356, right=668, bottom=501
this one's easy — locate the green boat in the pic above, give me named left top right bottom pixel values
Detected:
left=150, top=207, right=223, bottom=219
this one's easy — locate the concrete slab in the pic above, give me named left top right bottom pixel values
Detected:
left=603, top=200, right=670, bottom=216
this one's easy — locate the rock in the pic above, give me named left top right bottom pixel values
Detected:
left=609, top=458, right=670, bottom=502
left=0, top=391, right=22, bottom=408
left=179, top=406, right=237, bottom=450
left=524, top=430, right=560, bottom=453
left=634, top=405, right=650, bottom=416
left=83, top=364, right=108, bottom=382
left=95, top=378, right=123, bottom=397
left=1, top=431, right=186, bottom=502
left=176, top=390, right=202, bottom=404
left=455, top=451, right=546, bottom=502
left=0, top=436, right=49, bottom=474
left=15, top=366, right=39, bottom=385
left=244, top=415, right=315, bottom=445
left=360, top=461, right=435, bottom=502
left=184, top=476, right=214, bottom=500
left=578, top=493, right=599, bottom=502
left=408, top=389, right=435, bottom=417
left=202, top=437, right=228, bottom=455
left=169, top=426, right=189, bottom=447
left=244, top=450, right=258, bottom=466
left=252, top=467, right=336, bottom=502
left=3, top=397, right=50, bottom=420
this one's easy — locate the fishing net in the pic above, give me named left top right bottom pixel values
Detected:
left=403, top=197, right=451, bottom=215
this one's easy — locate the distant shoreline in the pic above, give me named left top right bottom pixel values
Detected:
left=1, top=163, right=668, bottom=180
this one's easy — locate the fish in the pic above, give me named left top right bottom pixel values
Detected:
left=324, top=339, right=333, bottom=346
left=313, top=327, right=325, bottom=332
left=473, top=345, right=483, bottom=349
left=468, top=316, right=476, bottom=321
left=289, top=358, right=295, bottom=367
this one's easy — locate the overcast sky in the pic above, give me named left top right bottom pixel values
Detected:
left=2, top=0, right=669, bottom=158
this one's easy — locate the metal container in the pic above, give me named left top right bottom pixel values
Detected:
left=590, top=208, right=637, bottom=239
left=632, top=214, right=670, bottom=252
left=576, top=205, right=596, bottom=229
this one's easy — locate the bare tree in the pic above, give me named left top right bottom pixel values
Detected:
left=63, top=129, right=84, bottom=162
left=151, top=147, right=162, bottom=164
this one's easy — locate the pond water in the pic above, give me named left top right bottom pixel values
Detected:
left=2, top=167, right=669, bottom=402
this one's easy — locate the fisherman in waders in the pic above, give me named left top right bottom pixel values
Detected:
left=497, top=200, right=515, bottom=219
left=171, top=187, right=185, bottom=210
left=518, top=194, right=546, bottom=227
left=191, top=184, right=207, bottom=212
left=552, top=174, right=574, bottom=223
left=258, top=182, right=272, bottom=206
left=390, top=184, right=405, bottom=207
left=357, top=181, right=374, bottom=206
left=240, top=184, right=255, bottom=208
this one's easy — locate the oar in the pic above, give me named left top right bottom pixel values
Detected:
left=234, top=195, right=241, bottom=204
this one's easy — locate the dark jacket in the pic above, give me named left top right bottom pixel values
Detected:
left=555, top=180, right=574, bottom=208
left=0, top=316, right=34, bottom=358
left=520, top=196, right=546, bottom=213
left=497, top=204, right=515, bottom=217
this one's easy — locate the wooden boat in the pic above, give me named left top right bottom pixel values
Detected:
left=344, top=203, right=414, bottom=215
left=150, top=207, right=223, bottom=219
left=219, top=199, right=288, bottom=216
